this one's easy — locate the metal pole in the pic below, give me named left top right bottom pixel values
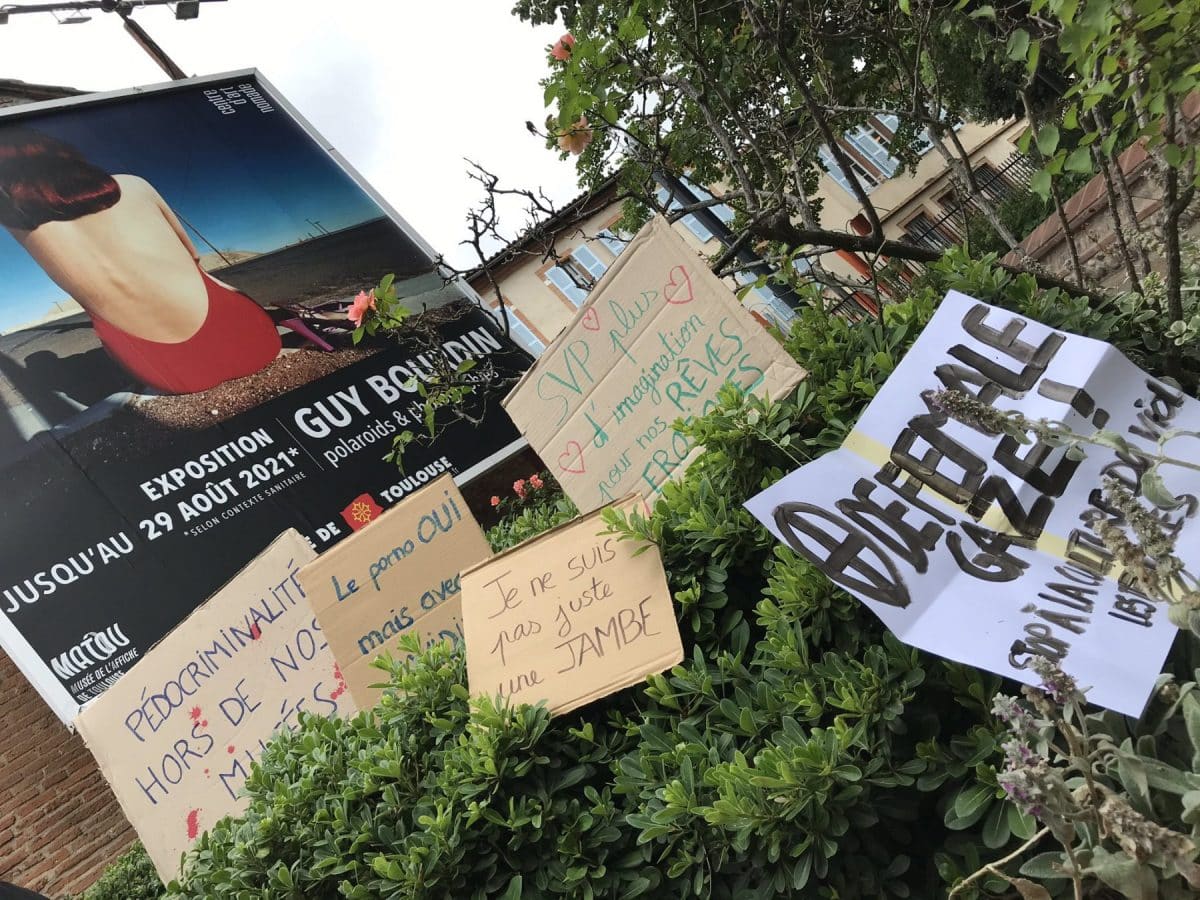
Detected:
left=0, top=0, right=229, bottom=81
left=117, top=7, right=186, bottom=79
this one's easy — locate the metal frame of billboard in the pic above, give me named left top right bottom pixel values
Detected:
left=0, top=70, right=527, bottom=725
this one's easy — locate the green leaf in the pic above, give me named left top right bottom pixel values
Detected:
left=499, top=875, right=524, bottom=900
left=1030, top=169, right=1053, bottom=198
left=1007, top=29, right=1031, bottom=62
left=1163, top=143, right=1184, bottom=167
left=1065, top=147, right=1093, bottom=173
left=1020, top=852, right=1072, bottom=879
left=1086, top=847, right=1157, bottom=900
left=1008, top=878, right=1051, bottom=900
left=1036, top=124, right=1060, bottom=156
left=953, top=782, right=994, bottom=820
left=982, top=801, right=1011, bottom=848
left=1025, top=40, right=1042, bottom=76
left=1090, top=429, right=1131, bottom=454
left=1141, top=468, right=1187, bottom=510
left=1008, top=803, right=1038, bottom=839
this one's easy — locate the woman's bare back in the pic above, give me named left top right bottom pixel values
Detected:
left=15, top=175, right=210, bottom=343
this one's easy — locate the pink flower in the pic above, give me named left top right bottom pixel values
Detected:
left=490, top=495, right=501, bottom=508
left=551, top=33, right=575, bottom=61
left=348, top=289, right=376, bottom=327
left=529, top=474, right=544, bottom=489
left=513, top=479, right=526, bottom=498
left=558, top=115, right=593, bottom=155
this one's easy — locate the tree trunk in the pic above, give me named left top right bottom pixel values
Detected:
left=1092, top=146, right=1144, bottom=294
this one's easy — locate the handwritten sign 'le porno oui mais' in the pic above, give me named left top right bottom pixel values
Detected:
left=298, top=475, right=492, bottom=707
left=461, top=498, right=683, bottom=715
left=747, top=291, right=1200, bottom=716
left=504, top=215, right=805, bottom=514
left=77, top=531, right=355, bottom=879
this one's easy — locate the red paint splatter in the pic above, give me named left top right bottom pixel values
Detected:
left=249, top=622, right=262, bottom=640
left=186, top=809, right=201, bottom=840
left=200, top=719, right=208, bottom=727
left=329, top=663, right=348, bottom=701
left=189, top=706, right=202, bottom=721
left=227, top=745, right=235, bottom=754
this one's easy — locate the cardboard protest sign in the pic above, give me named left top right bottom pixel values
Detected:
left=504, top=215, right=805, bottom=513
left=76, top=530, right=356, bottom=879
left=297, top=474, right=491, bottom=707
left=746, top=291, right=1200, bottom=715
left=461, top=497, right=683, bottom=715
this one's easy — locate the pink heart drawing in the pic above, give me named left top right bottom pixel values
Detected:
left=664, top=265, right=694, bottom=304
left=581, top=307, right=600, bottom=331
left=557, top=440, right=586, bottom=475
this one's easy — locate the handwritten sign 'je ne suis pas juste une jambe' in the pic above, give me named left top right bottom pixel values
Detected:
left=461, top=497, right=683, bottom=715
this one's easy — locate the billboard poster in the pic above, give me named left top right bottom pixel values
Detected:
left=0, top=72, right=528, bottom=722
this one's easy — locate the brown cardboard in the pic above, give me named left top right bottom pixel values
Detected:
left=460, top=496, right=682, bottom=715
left=297, top=474, right=491, bottom=707
left=503, top=215, right=806, bottom=512
left=75, top=530, right=355, bottom=880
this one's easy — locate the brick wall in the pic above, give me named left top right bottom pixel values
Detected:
left=0, top=650, right=135, bottom=898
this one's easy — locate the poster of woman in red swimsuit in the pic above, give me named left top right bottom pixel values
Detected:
left=0, top=127, right=287, bottom=395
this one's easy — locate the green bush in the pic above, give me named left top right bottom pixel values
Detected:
left=159, top=252, right=1195, bottom=898
left=77, top=841, right=163, bottom=900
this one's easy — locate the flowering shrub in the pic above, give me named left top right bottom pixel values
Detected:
left=550, top=32, right=575, bottom=61
left=556, top=115, right=593, bottom=155
left=490, top=470, right=559, bottom=514
left=349, top=272, right=412, bottom=344
left=487, top=470, right=577, bottom=552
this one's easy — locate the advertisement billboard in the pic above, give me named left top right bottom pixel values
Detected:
left=0, top=71, right=528, bottom=722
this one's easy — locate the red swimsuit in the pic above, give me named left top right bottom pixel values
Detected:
left=90, top=269, right=281, bottom=395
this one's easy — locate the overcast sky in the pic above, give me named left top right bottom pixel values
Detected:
left=0, top=0, right=581, bottom=268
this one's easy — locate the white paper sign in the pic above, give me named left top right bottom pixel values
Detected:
left=746, top=291, right=1199, bottom=715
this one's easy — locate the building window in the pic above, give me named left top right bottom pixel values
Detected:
left=681, top=174, right=736, bottom=225
left=975, top=162, right=1016, bottom=201
left=903, top=211, right=957, bottom=251
left=656, top=186, right=715, bottom=244
left=733, top=271, right=796, bottom=327
left=818, top=145, right=884, bottom=197
left=844, top=124, right=900, bottom=179
left=544, top=263, right=589, bottom=306
left=491, top=303, right=545, bottom=356
left=598, top=228, right=628, bottom=257
left=571, top=243, right=608, bottom=280
left=544, top=243, right=610, bottom=307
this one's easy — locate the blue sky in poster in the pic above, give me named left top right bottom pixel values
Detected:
left=0, top=87, right=384, bottom=334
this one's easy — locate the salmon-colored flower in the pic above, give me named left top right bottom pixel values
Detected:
left=529, top=474, right=544, bottom=489
left=513, top=479, right=527, bottom=498
left=348, top=290, right=376, bottom=327
left=490, top=495, right=501, bottom=507
left=551, top=33, right=575, bottom=61
left=558, top=115, right=593, bottom=155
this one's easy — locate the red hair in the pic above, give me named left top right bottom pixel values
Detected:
left=0, top=127, right=121, bottom=231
